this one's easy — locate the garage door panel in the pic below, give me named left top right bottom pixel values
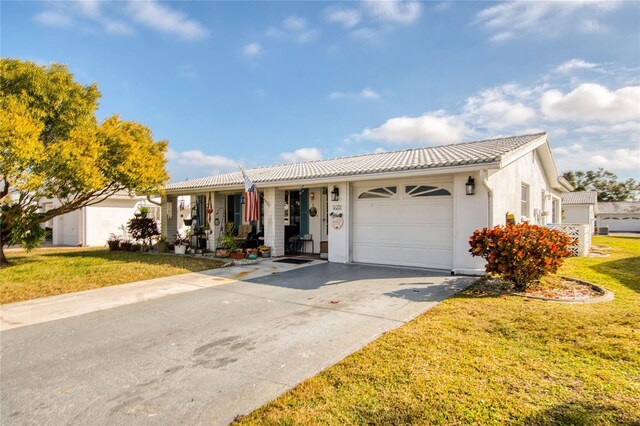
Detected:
left=430, top=249, right=453, bottom=269
left=428, top=225, right=453, bottom=244
left=353, top=187, right=453, bottom=269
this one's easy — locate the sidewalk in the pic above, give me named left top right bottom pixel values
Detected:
left=1, top=259, right=323, bottom=331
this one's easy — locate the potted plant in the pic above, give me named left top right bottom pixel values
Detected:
left=230, top=248, right=246, bottom=260
left=174, top=232, right=189, bottom=255
left=183, top=218, right=193, bottom=226
left=259, top=245, right=271, bottom=258
left=120, top=239, right=133, bottom=251
left=217, top=232, right=238, bottom=251
left=215, top=248, right=229, bottom=258
left=107, top=234, right=121, bottom=251
left=157, top=235, right=168, bottom=253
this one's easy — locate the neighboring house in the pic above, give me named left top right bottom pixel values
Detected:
left=561, top=191, right=597, bottom=232
left=41, top=194, right=161, bottom=247
left=596, top=202, right=640, bottom=233
left=162, top=132, right=572, bottom=274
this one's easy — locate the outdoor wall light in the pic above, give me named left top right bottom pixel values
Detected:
left=465, top=176, right=475, bottom=195
left=240, top=195, right=245, bottom=204
left=331, top=186, right=340, bottom=201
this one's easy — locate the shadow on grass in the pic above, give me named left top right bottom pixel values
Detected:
left=590, top=256, right=640, bottom=294
left=521, top=400, right=624, bottom=426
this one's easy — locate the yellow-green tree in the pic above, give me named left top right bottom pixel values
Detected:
left=0, top=59, right=168, bottom=266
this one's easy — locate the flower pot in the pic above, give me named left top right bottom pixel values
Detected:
left=174, top=244, right=187, bottom=255
left=260, top=250, right=270, bottom=258
left=183, top=219, right=193, bottom=226
left=107, top=241, right=120, bottom=251
left=230, top=252, right=246, bottom=259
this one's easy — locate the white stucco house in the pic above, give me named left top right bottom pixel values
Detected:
left=161, top=132, right=573, bottom=274
left=596, top=202, right=640, bottom=233
left=561, top=191, right=597, bottom=231
left=41, top=194, right=161, bottom=247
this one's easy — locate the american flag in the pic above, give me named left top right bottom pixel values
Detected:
left=241, top=168, right=259, bottom=222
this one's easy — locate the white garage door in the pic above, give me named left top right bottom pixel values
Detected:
left=598, top=217, right=640, bottom=232
left=352, top=183, right=453, bottom=270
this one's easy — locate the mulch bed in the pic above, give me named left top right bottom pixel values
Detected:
left=471, top=276, right=613, bottom=303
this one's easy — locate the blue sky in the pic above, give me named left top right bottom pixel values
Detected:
left=3, top=0, right=640, bottom=181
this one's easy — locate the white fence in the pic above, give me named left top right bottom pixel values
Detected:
left=547, top=223, right=591, bottom=257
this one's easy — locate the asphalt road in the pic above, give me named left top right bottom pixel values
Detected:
left=1, top=263, right=470, bottom=425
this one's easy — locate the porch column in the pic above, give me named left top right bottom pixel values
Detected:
left=161, top=195, right=179, bottom=241
left=263, top=188, right=285, bottom=256
left=208, top=191, right=226, bottom=250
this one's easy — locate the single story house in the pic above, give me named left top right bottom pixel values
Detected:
left=596, top=202, right=640, bottom=233
left=162, top=132, right=572, bottom=275
left=561, top=191, right=597, bottom=232
left=41, top=194, right=161, bottom=246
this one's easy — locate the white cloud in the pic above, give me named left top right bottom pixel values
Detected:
left=556, top=59, right=600, bottom=74
left=324, top=6, right=361, bottom=28
left=489, top=31, right=516, bottom=43
left=34, top=10, right=73, bottom=28
left=463, top=85, right=537, bottom=130
left=280, top=148, right=323, bottom=163
left=362, top=0, right=422, bottom=25
left=541, top=84, right=640, bottom=122
left=328, top=87, right=381, bottom=100
left=348, top=27, right=386, bottom=44
left=358, top=113, right=466, bottom=145
left=553, top=144, right=640, bottom=172
left=127, top=0, right=209, bottom=40
left=241, top=42, right=264, bottom=60
left=267, top=16, right=319, bottom=44
left=475, top=1, right=622, bottom=41
left=169, top=149, right=238, bottom=169
left=33, top=0, right=207, bottom=39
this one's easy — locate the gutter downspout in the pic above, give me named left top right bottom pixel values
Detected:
left=480, top=170, right=493, bottom=227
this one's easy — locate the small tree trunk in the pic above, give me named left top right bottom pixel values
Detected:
left=0, top=243, right=9, bottom=267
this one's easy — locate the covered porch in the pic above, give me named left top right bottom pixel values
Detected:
left=161, top=185, right=332, bottom=257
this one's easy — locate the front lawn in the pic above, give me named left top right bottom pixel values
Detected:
left=1, top=248, right=225, bottom=304
left=239, top=236, right=640, bottom=425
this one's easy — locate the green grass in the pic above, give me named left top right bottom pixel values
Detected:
left=238, top=236, right=640, bottom=425
left=1, top=247, right=224, bottom=304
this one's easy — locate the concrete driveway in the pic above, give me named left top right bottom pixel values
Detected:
left=1, top=262, right=471, bottom=425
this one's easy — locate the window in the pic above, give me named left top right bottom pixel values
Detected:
left=405, top=185, right=451, bottom=197
left=521, top=183, right=530, bottom=218
left=358, top=187, right=396, bottom=199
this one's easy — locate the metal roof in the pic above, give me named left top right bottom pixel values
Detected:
left=166, top=132, right=547, bottom=191
left=597, top=202, right=640, bottom=215
left=561, top=191, right=598, bottom=205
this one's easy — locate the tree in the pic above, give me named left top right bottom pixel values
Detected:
left=0, top=59, right=168, bottom=266
left=127, top=217, right=160, bottom=251
left=562, top=169, right=640, bottom=202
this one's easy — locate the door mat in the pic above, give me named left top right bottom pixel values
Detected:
left=273, top=258, right=314, bottom=265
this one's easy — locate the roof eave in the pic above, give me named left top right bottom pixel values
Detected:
left=165, top=161, right=502, bottom=194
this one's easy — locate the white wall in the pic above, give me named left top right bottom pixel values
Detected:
left=452, top=172, right=489, bottom=274
left=85, top=198, right=140, bottom=246
left=53, top=209, right=81, bottom=246
left=489, top=150, right=561, bottom=226
left=564, top=205, right=590, bottom=225
left=328, top=182, right=350, bottom=263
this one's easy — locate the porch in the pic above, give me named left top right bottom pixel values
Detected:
left=161, top=186, right=333, bottom=257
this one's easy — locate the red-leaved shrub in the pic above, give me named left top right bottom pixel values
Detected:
left=469, top=223, right=574, bottom=289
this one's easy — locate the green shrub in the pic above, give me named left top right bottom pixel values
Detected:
left=469, top=223, right=574, bottom=290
